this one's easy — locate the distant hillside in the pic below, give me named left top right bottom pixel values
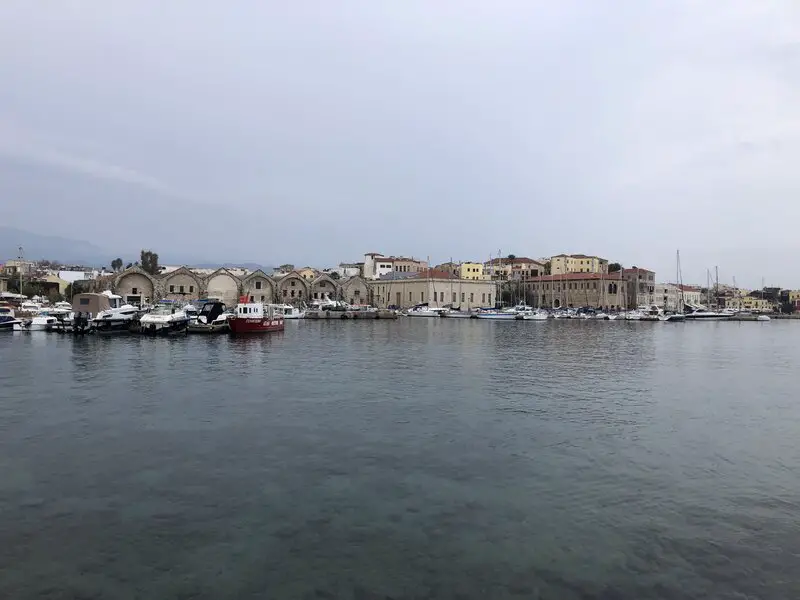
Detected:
left=0, top=226, right=110, bottom=266
left=0, top=227, right=274, bottom=272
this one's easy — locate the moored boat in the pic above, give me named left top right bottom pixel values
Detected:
left=520, top=309, right=549, bottom=321
left=139, top=301, right=190, bottom=336
left=405, top=303, right=447, bottom=317
left=187, top=301, right=231, bottom=333
left=228, top=298, right=284, bottom=334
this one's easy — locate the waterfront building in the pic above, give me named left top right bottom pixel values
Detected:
left=724, top=296, right=774, bottom=313
left=484, top=257, right=546, bottom=280
left=550, top=254, right=609, bottom=275
left=434, top=261, right=489, bottom=281
left=363, top=253, right=428, bottom=280
left=622, top=267, right=656, bottom=308
left=525, top=272, right=627, bottom=310
left=369, top=269, right=494, bottom=309
left=789, top=290, right=800, bottom=311
left=0, top=275, right=7, bottom=293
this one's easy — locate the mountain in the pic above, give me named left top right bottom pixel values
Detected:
left=0, top=226, right=110, bottom=266
left=0, top=227, right=274, bottom=271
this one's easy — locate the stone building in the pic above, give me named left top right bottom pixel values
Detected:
left=368, top=270, right=495, bottom=309
left=525, top=272, right=627, bottom=310
left=621, top=267, right=656, bottom=308
left=111, top=265, right=366, bottom=307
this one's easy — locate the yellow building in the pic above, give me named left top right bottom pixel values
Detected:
left=550, top=254, right=609, bottom=275
left=484, top=257, right=546, bottom=280
left=458, top=262, right=487, bottom=280
left=297, top=267, right=318, bottom=281
left=42, top=274, right=70, bottom=296
left=725, top=296, right=774, bottom=313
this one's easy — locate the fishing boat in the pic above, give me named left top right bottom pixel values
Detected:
left=279, top=304, right=306, bottom=319
left=228, top=297, right=284, bottom=334
left=139, top=300, right=190, bottom=336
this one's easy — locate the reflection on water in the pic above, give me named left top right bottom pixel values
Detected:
left=1, top=320, right=799, bottom=599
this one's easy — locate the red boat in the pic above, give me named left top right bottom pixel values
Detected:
left=228, top=297, right=285, bottom=334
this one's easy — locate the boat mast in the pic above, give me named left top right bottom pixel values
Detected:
left=18, top=246, right=24, bottom=295
left=676, top=250, right=685, bottom=312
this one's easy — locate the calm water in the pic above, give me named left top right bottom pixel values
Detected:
left=1, top=320, right=798, bottom=599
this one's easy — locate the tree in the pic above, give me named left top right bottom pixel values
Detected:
left=279, top=263, right=295, bottom=273
left=125, top=262, right=133, bottom=269
left=608, top=262, right=622, bottom=273
left=65, top=283, right=73, bottom=299
left=111, top=258, right=123, bottom=272
left=507, top=254, right=516, bottom=260
left=140, top=249, right=159, bottom=276
left=330, top=272, right=341, bottom=280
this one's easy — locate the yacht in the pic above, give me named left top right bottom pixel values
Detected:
left=405, top=303, right=447, bottom=317
left=91, top=291, right=140, bottom=333
left=19, top=301, right=41, bottom=314
left=683, top=307, right=733, bottom=320
left=475, top=307, right=518, bottom=320
left=441, top=306, right=475, bottom=319
left=0, top=304, right=21, bottom=330
left=139, top=301, right=190, bottom=336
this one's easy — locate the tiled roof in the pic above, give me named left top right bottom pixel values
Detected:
left=622, top=267, right=654, bottom=274
left=527, top=272, right=624, bottom=282
left=484, top=256, right=543, bottom=265
left=413, top=269, right=457, bottom=280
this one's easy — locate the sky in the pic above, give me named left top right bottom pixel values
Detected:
left=1, top=1, right=799, bottom=288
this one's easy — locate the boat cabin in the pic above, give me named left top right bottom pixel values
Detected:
left=198, top=301, right=227, bottom=323
left=72, top=293, right=112, bottom=318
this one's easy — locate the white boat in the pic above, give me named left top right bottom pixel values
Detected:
left=184, top=303, right=199, bottom=325
left=756, top=315, right=771, bottom=321
left=91, top=291, right=140, bottom=333
left=405, top=303, right=447, bottom=317
left=13, top=315, right=57, bottom=331
left=188, top=301, right=231, bottom=333
left=475, top=310, right=518, bottom=320
left=623, top=310, right=644, bottom=320
left=520, top=310, right=549, bottom=321
left=684, top=307, right=733, bottom=320
left=19, top=301, right=41, bottom=314
left=139, top=301, right=190, bottom=336
left=441, top=309, right=475, bottom=319
left=279, top=304, right=306, bottom=319
left=0, top=304, right=21, bottom=330
left=659, top=313, right=686, bottom=322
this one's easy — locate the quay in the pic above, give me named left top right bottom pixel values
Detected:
left=304, top=309, right=398, bottom=320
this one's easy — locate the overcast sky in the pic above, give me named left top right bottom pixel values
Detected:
left=1, top=1, right=798, bottom=287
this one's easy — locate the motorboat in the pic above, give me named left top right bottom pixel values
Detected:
left=659, top=313, right=686, bottom=322
left=89, top=291, right=140, bottom=333
left=228, top=298, right=284, bottom=334
left=188, top=301, right=231, bottom=333
left=475, top=308, right=518, bottom=320
left=280, top=304, right=306, bottom=319
left=13, top=315, right=58, bottom=331
left=441, top=307, right=476, bottom=318
left=623, top=309, right=645, bottom=320
left=184, top=303, right=199, bottom=325
left=0, top=305, right=22, bottom=330
left=405, top=303, right=447, bottom=317
left=19, top=301, right=41, bottom=314
left=684, top=307, right=733, bottom=320
left=139, top=301, right=190, bottom=336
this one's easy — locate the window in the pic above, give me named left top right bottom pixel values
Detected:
left=179, top=285, right=184, bottom=293
left=260, top=295, right=265, bottom=301
left=291, top=281, right=296, bottom=287
left=314, top=293, right=319, bottom=299
left=482, top=293, right=486, bottom=303
left=453, top=292, right=457, bottom=303
left=299, top=291, right=303, bottom=298
left=255, top=281, right=262, bottom=290
left=421, top=292, right=425, bottom=302
left=189, top=286, right=194, bottom=293
left=282, top=290, right=287, bottom=297
left=461, top=293, right=465, bottom=302
left=396, top=292, right=401, bottom=305
left=409, top=292, right=413, bottom=301
left=470, top=293, right=474, bottom=303
left=291, top=290, right=295, bottom=297
left=132, top=287, right=138, bottom=294
left=250, top=295, right=254, bottom=302
left=169, top=285, right=175, bottom=293
left=439, top=291, right=444, bottom=302
left=488, top=294, right=492, bottom=305
left=320, top=282, right=326, bottom=287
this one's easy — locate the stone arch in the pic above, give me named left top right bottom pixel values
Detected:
left=162, top=267, right=203, bottom=301
left=310, top=274, right=341, bottom=301
left=113, top=266, right=157, bottom=305
left=242, top=270, right=276, bottom=304
left=341, top=276, right=369, bottom=306
left=204, top=268, right=242, bottom=305
left=276, top=271, right=309, bottom=305
left=553, top=298, right=561, bottom=309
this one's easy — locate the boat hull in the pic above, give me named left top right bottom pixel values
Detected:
left=475, top=313, right=517, bottom=320
left=228, top=317, right=285, bottom=334
left=441, top=312, right=475, bottom=319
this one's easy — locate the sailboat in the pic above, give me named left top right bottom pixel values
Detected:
left=660, top=250, right=686, bottom=321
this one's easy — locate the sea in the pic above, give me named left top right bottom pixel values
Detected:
left=1, top=319, right=798, bottom=599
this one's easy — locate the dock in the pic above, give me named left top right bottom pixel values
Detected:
left=304, top=309, right=398, bottom=320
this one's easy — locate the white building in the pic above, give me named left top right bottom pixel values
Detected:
left=654, top=283, right=703, bottom=311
